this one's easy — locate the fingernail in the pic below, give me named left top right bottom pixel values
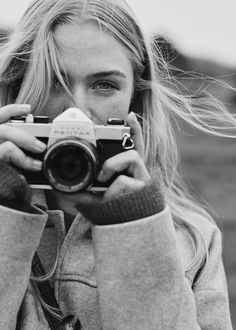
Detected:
left=32, top=159, right=42, bottom=169
left=17, top=104, right=31, bottom=111
left=35, top=140, right=46, bottom=151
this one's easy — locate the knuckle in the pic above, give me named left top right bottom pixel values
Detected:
left=0, top=125, right=17, bottom=140
left=102, top=159, right=112, bottom=171
left=2, top=104, right=16, bottom=113
left=0, top=104, right=29, bottom=123
left=0, top=124, right=7, bottom=134
left=24, top=156, right=34, bottom=168
left=128, top=149, right=139, bottom=160
left=3, top=140, right=14, bottom=153
left=129, top=149, right=138, bottom=157
left=0, top=108, right=11, bottom=123
left=0, top=141, right=15, bottom=162
left=13, top=153, right=32, bottom=170
left=116, top=175, right=128, bottom=186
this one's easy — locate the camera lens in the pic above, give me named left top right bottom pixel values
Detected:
left=43, top=138, right=99, bottom=193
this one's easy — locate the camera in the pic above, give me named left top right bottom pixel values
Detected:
left=7, top=108, right=134, bottom=193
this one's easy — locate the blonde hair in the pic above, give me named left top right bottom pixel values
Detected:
left=1, top=0, right=236, bottom=319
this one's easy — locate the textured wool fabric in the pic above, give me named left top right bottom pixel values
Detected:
left=77, top=178, right=165, bottom=225
left=0, top=161, right=32, bottom=212
left=0, top=189, right=233, bottom=329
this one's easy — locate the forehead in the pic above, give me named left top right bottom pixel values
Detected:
left=53, top=21, right=133, bottom=77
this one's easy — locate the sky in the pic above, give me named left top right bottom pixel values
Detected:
left=0, top=0, right=236, bottom=67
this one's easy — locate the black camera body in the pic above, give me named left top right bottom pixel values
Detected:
left=7, top=108, right=134, bottom=193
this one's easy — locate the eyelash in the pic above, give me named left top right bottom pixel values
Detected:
left=92, top=80, right=118, bottom=91
left=52, top=77, right=118, bottom=93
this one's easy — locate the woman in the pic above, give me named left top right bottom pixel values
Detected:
left=0, top=0, right=234, bottom=329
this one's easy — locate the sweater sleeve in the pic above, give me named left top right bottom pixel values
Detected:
left=0, top=161, right=32, bottom=213
left=0, top=162, right=48, bottom=329
left=193, top=224, right=232, bottom=329
left=77, top=177, right=165, bottom=225
left=92, top=207, right=232, bottom=330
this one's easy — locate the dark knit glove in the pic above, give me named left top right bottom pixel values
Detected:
left=0, top=161, right=32, bottom=212
left=77, top=177, right=165, bottom=225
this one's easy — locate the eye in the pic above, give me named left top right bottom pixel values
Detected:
left=93, top=80, right=118, bottom=91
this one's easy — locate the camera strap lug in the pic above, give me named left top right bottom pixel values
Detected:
left=122, top=133, right=134, bottom=150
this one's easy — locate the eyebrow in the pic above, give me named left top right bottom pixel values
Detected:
left=87, top=70, right=127, bottom=80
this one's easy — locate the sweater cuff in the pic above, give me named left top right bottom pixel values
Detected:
left=0, top=161, right=32, bottom=212
left=78, top=178, right=165, bottom=225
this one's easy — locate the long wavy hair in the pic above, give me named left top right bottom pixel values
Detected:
left=1, top=0, right=236, bottom=319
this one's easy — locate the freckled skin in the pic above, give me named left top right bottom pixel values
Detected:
left=41, top=20, right=134, bottom=124
left=0, top=19, right=150, bottom=220
left=43, top=20, right=138, bottom=216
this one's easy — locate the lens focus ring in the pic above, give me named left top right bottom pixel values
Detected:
left=43, top=138, right=99, bottom=193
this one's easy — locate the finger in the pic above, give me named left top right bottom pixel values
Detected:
left=0, top=141, right=42, bottom=171
left=0, top=104, right=31, bottom=123
left=97, top=149, right=150, bottom=182
left=0, top=124, right=46, bottom=153
left=103, top=175, right=145, bottom=199
left=126, top=111, right=145, bottom=160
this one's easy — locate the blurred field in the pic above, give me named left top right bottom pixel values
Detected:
left=179, top=128, right=236, bottom=327
left=158, top=38, right=236, bottom=326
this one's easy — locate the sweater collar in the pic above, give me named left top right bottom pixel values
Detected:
left=31, top=189, right=48, bottom=210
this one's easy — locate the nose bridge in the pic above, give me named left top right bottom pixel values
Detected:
left=72, top=83, right=88, bottom=112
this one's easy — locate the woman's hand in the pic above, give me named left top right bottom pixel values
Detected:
left=50, top=112, right=158, bottom=224
left=63, top=111, right=164, bottom=226
left=69, top=111, right=151, bottom=204
left=97, top=112, right=151, bottom=199
left=0, top=104, right=46, bottom=170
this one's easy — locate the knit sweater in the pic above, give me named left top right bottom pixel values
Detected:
left=0, top=161, right=233, bottom=329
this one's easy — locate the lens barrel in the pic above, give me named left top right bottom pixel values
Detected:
left=43, top=138, right=99, bottom=193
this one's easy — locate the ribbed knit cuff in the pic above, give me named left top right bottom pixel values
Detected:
left=78, top=178, right=165, bottom=225
left=0, top=161, right=32, bottom=212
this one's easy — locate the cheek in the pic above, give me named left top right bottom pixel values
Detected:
left=93, top=100, right=131, bottom=124
left=111, top=102, right=130, bottom=119
left=39, top=94, right=71, bottom=120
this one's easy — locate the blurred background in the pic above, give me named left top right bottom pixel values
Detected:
left=0, top=0, right=236, bottom=326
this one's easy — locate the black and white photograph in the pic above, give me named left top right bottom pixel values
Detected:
left=0, top=0, right=236, bottom=329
